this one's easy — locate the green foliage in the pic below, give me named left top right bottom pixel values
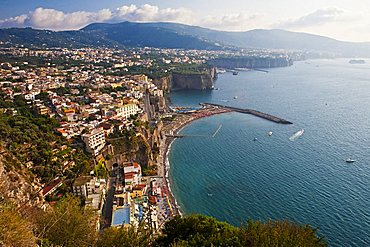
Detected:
left=156, top=215, right=240, bottom=247
left=172, top=63, right=211, bottom=75
left=0, top=200, right=327, bottom=247
left=35, top=92, right=49, bottom=101
left=142, top=165, right=157, bottom=176
left=239, top=219, right=326, bottom=247
left=0, top=205, right=37, bottom=247
left=97, top=224, right=153, bottom=247
left=0, top=97, right=92, bottom=182
left=35, top=195, right=98, bottom=247
left=55, top=87, right=71, bottom=96
left=95, top=159, right=109, bottom=179
left=156, top=215, right=327, bottom=247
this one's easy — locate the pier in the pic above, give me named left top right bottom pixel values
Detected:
left=201, top=103, right=293, bottom=124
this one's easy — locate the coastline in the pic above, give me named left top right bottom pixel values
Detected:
left=157, top=106, right=231, bottom=220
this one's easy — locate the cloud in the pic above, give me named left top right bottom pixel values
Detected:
left=0, top=4, right=264, bottom=32
left=113, top=4, right=194, bottom=23
left=275, top=8, right=345, bottom=29
left=0, top=14, right=29, bottom=28
left=200, top=13, right=263, bottom=31
left=0, top=4, right=194, bottom=30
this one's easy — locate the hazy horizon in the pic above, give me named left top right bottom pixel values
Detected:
left=1, top=0, right=370, bottom=42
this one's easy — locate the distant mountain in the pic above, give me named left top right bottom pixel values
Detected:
left=0, top=22, right=223, bottom=50
left=142, top=22, right=370, bottom=57
left=80, top=22, right=222, bottom=50
left=1, top=21, right=370, bottom=57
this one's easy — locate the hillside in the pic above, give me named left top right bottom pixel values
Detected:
left=1, top=21, right=370, bottom=56
left=0, top=96, right=92, bottom=207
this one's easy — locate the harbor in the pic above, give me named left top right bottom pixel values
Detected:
left=200, top=103, right=293, bottom=124
left=157, top=101, right=293, bottom=221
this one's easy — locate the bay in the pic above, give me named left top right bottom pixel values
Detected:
left=168, top=59, right=370, bottom=246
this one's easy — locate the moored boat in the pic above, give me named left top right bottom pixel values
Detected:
left=345, top=158, right=356, bottom=163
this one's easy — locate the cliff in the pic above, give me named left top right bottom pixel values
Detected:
left=153, top=75, right=173, bottom=93
left=106, top=121, right=163, bottom=175
left=209, top=57, right=293, bottom=69
left=153, top=67, right=217, bottom=91
left=0, top=145, right=43, bottom=208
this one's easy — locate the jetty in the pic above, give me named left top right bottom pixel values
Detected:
left=201, top=103, right=293, bottom=124
left=253, top=68, right=269, bottom=73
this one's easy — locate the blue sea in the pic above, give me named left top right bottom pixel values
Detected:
left=168, top=59, right=370, bottom=246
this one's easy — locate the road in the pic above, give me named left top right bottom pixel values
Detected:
left=101, top=170, right=116, bottom=229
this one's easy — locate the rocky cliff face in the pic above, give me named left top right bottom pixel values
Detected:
left=172, top=68, right=216, bottom=90
left=0, top=146, right=43, bottom=208
left=153, top=67, right=217, bottom=91
left=153, top=76, right=173, bottom=93
left=107, top=122, right=163, bottom=175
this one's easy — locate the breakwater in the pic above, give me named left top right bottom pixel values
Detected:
left=201, top=103, right=293, bottom=124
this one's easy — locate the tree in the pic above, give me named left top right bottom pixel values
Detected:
left=156, top=215, right=241, bottom=247
left=238, top=219, right=327, bottom=247
left=0, top=204, right=37, bottom=247
left=35, top=195, right=98, bottom=247
left=97, top=224, right=152, bottom=247
left=156, top=215, right=327, bottom=247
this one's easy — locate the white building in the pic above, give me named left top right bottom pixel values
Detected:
left=72, top=176, right=106, bottom=213
left=81, top=127, right=106, bottom=156
left=124, top=163, right=142, bottom=187
left=116, top=104, right=140, bottom=119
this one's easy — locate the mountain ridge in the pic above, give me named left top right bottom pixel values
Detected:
left=1, top=21, right=370, bottom=56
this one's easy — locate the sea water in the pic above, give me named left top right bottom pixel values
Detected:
left=169, top=59, right=370, bottom=246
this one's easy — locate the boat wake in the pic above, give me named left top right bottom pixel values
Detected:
left=289, top=129, right=305, bottom=141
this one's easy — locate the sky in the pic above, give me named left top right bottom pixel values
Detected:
left=1, top=0, right=370, bottom=42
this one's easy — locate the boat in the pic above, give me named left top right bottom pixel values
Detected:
left=232, top=71, right=239, bottom=75
left=289, top=129, right=305, bottom=141
left=349, top=59, right=365, bottom=64
left=253, top=137, right=258, bottom=141
left=345, top=158, right=356, bottom=163
left=268, top=131, right=273, bottom=136
left=233, top=96, right=238, bottom=99
left=216, top=68, right=226, bottom=74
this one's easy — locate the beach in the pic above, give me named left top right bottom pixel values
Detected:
left=156, top=106, right=231, bottom=225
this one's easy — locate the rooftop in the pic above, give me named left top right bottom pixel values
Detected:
left=73, top=176, right=93, bottom=187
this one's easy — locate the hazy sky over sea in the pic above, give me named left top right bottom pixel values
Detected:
left=1, top=0, right=369, bottom=42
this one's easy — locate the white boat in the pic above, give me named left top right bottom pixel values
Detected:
left=268, top=131, right=273, bottom=136
left=233, top=96, right=238, bottom=99
left=345, top=158, right=356, bottom=163
left=289, top=129, right=305, bottom=141
left=216, top=68, right=226, bottom=74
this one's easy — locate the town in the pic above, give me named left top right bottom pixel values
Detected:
left=0, top=45, right=297, bottom=232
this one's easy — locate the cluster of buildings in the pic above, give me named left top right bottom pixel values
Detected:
left=109, top=162, right=170, bottom=230
left=0, top=46, right=214, bottom=230
left=0, top=51, right=169, bottom=157
left=111, top=162, right=144, bottom=227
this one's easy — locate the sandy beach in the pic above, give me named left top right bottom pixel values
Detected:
left=156, top=106, right=231, bottom=224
